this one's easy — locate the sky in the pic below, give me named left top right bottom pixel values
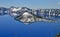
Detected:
left=0, top=0, right=60, bottom=9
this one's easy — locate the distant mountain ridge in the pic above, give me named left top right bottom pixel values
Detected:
left=0, top=6, right=60, bottom=24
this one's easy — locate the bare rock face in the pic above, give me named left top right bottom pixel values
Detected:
left=15, top=12, right=35, bottom=24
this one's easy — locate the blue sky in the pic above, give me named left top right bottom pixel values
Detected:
left=0, top=0, right=60, bottom=9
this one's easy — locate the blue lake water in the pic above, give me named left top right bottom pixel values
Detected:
left=0, top=15, right=60, bottom=37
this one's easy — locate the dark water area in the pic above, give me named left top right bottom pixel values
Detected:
left=0, top=15, right=60, bottom=37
